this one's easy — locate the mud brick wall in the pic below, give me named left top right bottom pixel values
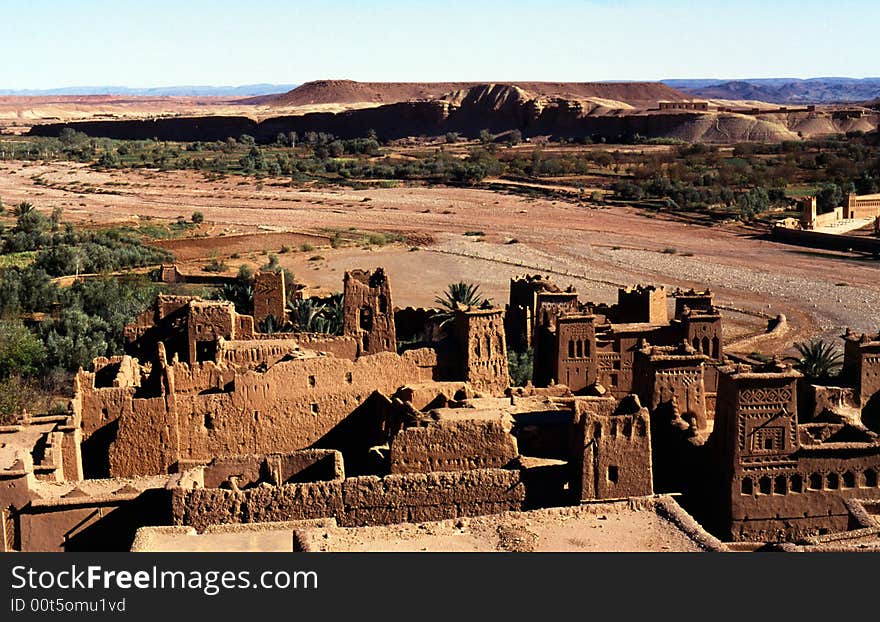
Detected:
left=253, top=271, right=286, bottom=326
left=170, top=482, right=345, bottom=533
left=201, top=455, right=265, bottom=489
left=104, top=351, right=430, bottom=477
left=171, top=468, right=525, bottom=532
left=341, top=469, right=525, bottom=526
left=571, top=398, right=653, bottom=502
left=388, top=419, right=518, bottom=474
left=616, top=285, right=667, bottom=324
left=452, top=308, right=510, bottom=394
left=168, top=361, right=235, bottom=395
left=109, top=397, right=179, bottom=477
left=730, top=450, right=880, bottom=542
left=294, top=334, right=359, bottom=360
left=400, top=348, right=440, bottom=382
left=394, top=307, right=443, bottom=344
left=343, top=269, right=396, bottom=355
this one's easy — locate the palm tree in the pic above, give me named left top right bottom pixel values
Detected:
left=289, top=298, right=327, bottom=333
left=315, top=293, right=344, bottom=335
left=434, top=282, right=491, bottom=326
left=217, top=281, right=254, bottom=315
left=259, top=314, right=280, bottom=334
left=15, top=202, right=35, bottom=217
left=785, top=338, right=843, bottom=381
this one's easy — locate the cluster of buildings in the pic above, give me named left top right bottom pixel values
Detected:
left=796, top=193, right=880, bottom=231
left=2, top=267, right=880, bottom=551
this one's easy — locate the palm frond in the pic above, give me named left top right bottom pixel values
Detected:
left=784, top=338, right=843, bottom=380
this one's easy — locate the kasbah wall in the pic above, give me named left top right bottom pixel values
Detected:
left=74, top=267, right=516, bottom=479
left=5, top=264, right=880, bottom=551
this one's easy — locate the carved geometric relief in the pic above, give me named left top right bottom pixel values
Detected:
left=740, top=387, right=792, bottom=405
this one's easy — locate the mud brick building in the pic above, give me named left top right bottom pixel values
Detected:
left=343, top=268, right=396, bottom=355
left=6, top=265, right=880, bottom=551
left=523, top=280, right=723, bottom=400
left=714, top=357, right=880, bottom=542
left=253, top=270, right=287, bottom=326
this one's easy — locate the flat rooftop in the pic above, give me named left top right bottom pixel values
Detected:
left=132, top=496, right=725, bottom=553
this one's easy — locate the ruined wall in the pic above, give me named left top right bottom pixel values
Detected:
left=253, top=270, right=286, bottom=326
left=219, top=334, right=358, bottom=366
left=452, top=308, right=509, bottom=394
left=218, top=338, right=303, bottom=369
left=571, top=398, right=653, bottom=501
left=124, top=295, right=259, bottom=366
left=104, top=351, right=432, bottom=477
left=19, top=489, right=171, bottom=552
left=171, top=467, right=525, bottom=532
left=109, top=397, right=178, bottom=478
left=187, top=301, right=238, bottom=364
left=199, top=450, right=344, bottom=488
left=75, top=360, right=140, bottom=439
left=394, top=307, right=443, bottom=345
left=400, top=348, right=441, bottom=382
left=343, top=268, right=396, bottom=355
left=389, top=416, right=518, bottom=474
left=673, top=290, right=714, bottom=317
left=505, top=274, right=561, bottom=352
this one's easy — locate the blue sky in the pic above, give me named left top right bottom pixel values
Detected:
left=1, top=0, right=878, bottom=88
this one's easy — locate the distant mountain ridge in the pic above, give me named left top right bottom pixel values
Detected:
left=0, top=84, right=299, bottom=97
left=261, top=79, right=687, bottom=107
left=31, top=82, right=880, bottom=145
left=6, top=78, right=880, bottom=103
left=662, top=77, right=880, bottom=103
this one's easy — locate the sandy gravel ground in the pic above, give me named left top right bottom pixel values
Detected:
left=2, top=160, right=877, bottom=353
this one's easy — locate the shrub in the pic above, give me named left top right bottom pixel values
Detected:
left=508, top=349, right=533, bottom=387
left=0, top=320, right=46, bottom=378
left=0, top=375, right=41, bottom=424
left=203, top=257, right=228, bottom=273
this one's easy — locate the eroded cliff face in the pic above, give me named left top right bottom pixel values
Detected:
left=29, top=83, right=880, bottom=143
